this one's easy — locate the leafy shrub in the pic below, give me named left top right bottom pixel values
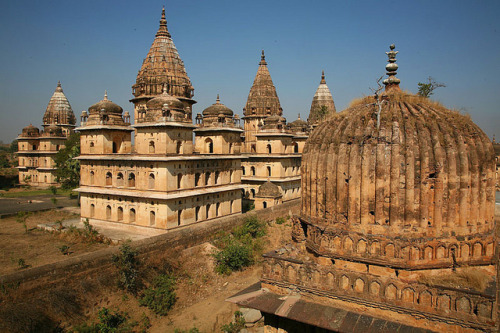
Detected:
left=221, top=311, right=245, bottom=333
left=213, top=240, right=253, bottom=275
left=233, top=216, right=266, bottom=239
left=75, top=307, right=133, bottom=333
left=112, top=242, right=140, bottom=293
left=275, top=217, right=286, bottom=225
left=58, top=245, right=70, bottom=255
left=49, top=186, right=57, bottom=195
left=51, top=197, right=58, bottom=205
left=139, top=274, right=177, bottom=316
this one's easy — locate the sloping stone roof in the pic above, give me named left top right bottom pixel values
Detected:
left=42, top=81, right=76, bottom=126
left=132, top=8, right=194, bottom=101
left=257, top=180, right=282, bottom=198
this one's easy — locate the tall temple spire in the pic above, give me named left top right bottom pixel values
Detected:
left=308, top=71, right=336, bottom=125
left=43, top=81, right=76, bottom=127
left=156, top=7, right=171, bottom=38
left=243, top=50, right=282, bottom=117
left=383, top=44, right=401, bottom=91
left=132, top=7, right=194, bottom=104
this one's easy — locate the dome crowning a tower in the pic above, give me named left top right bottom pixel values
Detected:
left=308, top=70, right=336, bottom=125
left=243, top=50, right=283, bottom=117
left=132, top=7, right=194, bottom=102
left=42, top=81, right=76, bottom=127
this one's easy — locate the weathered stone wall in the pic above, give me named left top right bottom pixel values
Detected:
left=0, top=198, right=299, bottom=292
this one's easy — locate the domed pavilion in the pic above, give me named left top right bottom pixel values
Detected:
left=229, top=45, right=498, bottom=333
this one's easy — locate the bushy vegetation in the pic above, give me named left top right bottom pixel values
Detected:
left=112, top=242, right=140, bottom=293
left=65, top=219, right=111, bottom=244
left=139, top=273, right=177, bottom=316
left=54, top=132, right=80, bottom=189
left=212, top=216, right=267, bottom=275
left=75, top=307, right=134, bottom=333
left=220, top=311, right=245, bottom=333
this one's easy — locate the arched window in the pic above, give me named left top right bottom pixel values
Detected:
left=215, top=171, right=220, bottom=185
left=128, top=173, right=135, bottom=187
left=112, top=142, right=118, bottom=153
left=195, top=206, right=200, bottom=221
left=230, top=170, right=234, bottom=183
left=195, top=173, right=201, bottom=187
left=106, top=172, right=112, bottom=186
left=149, top=141, right=155, bottom=153
left=44, top=175, right=47, bottom=182
left=251, top=166, right=256, bottom=176
left=176, top=141, right=182, bottom=154
left=148, top=173, right=155, bottom=189
left=56, top=145, right=60, bottom=151
left=294, top=142, right=299, bottom=153
left=229, top=143, right=233, bottom=154
left=267, top=166, right=272, bottom=177
left=251, top=144, right=256, bottom=153
left=129, top=208, right=136, bottom=222
left=177, top=173, right=183, bottom=189
left=251, top=189, right=256, bottom=198
left=263, top=201, right=267, bottom=209
left=242, top=166, right=245, bottom=175
left=230, top=200, right=234, bottom=213
left=150, top=211, right=155, bottom=226
left=90, top=204, right=95, bottom=217
left=267, top=144, right=272, bottom=154
left=90, top=171, right=94, bottom=185
left=206, top=204, right=211, bottom=219
left=177, top=210, right=182, bottom=226
left=216, top=203, right=220, bottom=217
left=117, top=207, right=123, bottom=221
left=106, top=205, right=112, bottom=220
left=205, top=138, right=213, bottom=154
left=117, top=172, right=124, bottom=186
left=205, top=172, right=210, bottom=186
left=90, top=142, right=95, bottom=153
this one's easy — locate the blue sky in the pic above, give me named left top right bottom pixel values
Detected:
left=0, top=0, right=499, bottom=143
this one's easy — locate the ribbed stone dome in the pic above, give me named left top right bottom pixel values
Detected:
left=21, top=124, right=40, bottom=137
left=202, top=95, right=233, bottom=117
left=146, top=90, right=185, bottom=110
left=44, top=124, right=63, bottom=137
left=88, top=92, right=123, bottom=115
left=298, top=90, right=496, bottom=268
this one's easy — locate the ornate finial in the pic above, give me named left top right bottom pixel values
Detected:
left=298, top=113, right=301, bottom=120
left=104, top=90, right=108, bottom=101
left=383, top=44, right=401, bottom=91
left=259, top=50, right=267, bottom=65
left=156, top=6, right=171, bottom=38
left=320, top=70, right=326, bottom=84
left=56, top=81, right=63, bottom=92
left=162, top=83, right=168, bottom=94
left=493, top=134, right=496, bottom=144
left=216, top=94, right=220, bottom=104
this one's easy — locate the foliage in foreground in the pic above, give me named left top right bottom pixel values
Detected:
left=139, top=273, right=177, bottom=316
left=65, top=219, right=111, bottom=244
left=221, top=311, right=245, bottom=333
left=54, top=132, right=80, bottom=189
left=112, top=242, right=140, bottom=293
left=74, top=307, right=134, bottom=333
left=212, top=216, right=266, bottom=275
left=417, top=76, right=446, bottom=98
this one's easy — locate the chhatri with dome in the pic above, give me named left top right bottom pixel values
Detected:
left=229, top=45, right=497, bottom=333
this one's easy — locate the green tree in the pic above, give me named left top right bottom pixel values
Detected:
left=54, top=132, right=80, bottom=189
left=417, top=76, right=446, bottom=98
left=9, top=140, right=18, bottom=153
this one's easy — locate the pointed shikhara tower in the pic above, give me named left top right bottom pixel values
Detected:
left=17, top=81, right=76, bottom=187
left=76, top=8, right=243, bottom=230
left=229, top=45, right=498, bottom=332
left=243, top=50, right=283, bottom=152
left=308, top=70, right=336, bottom=127
left=131, top=8, right=195, bottom=121
left=240, top=51, right=303, bottom=210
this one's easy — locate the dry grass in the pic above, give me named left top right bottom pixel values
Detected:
left=418, top=267, right=492, bottom=292
left=347, top=90, right=447, bottom=110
